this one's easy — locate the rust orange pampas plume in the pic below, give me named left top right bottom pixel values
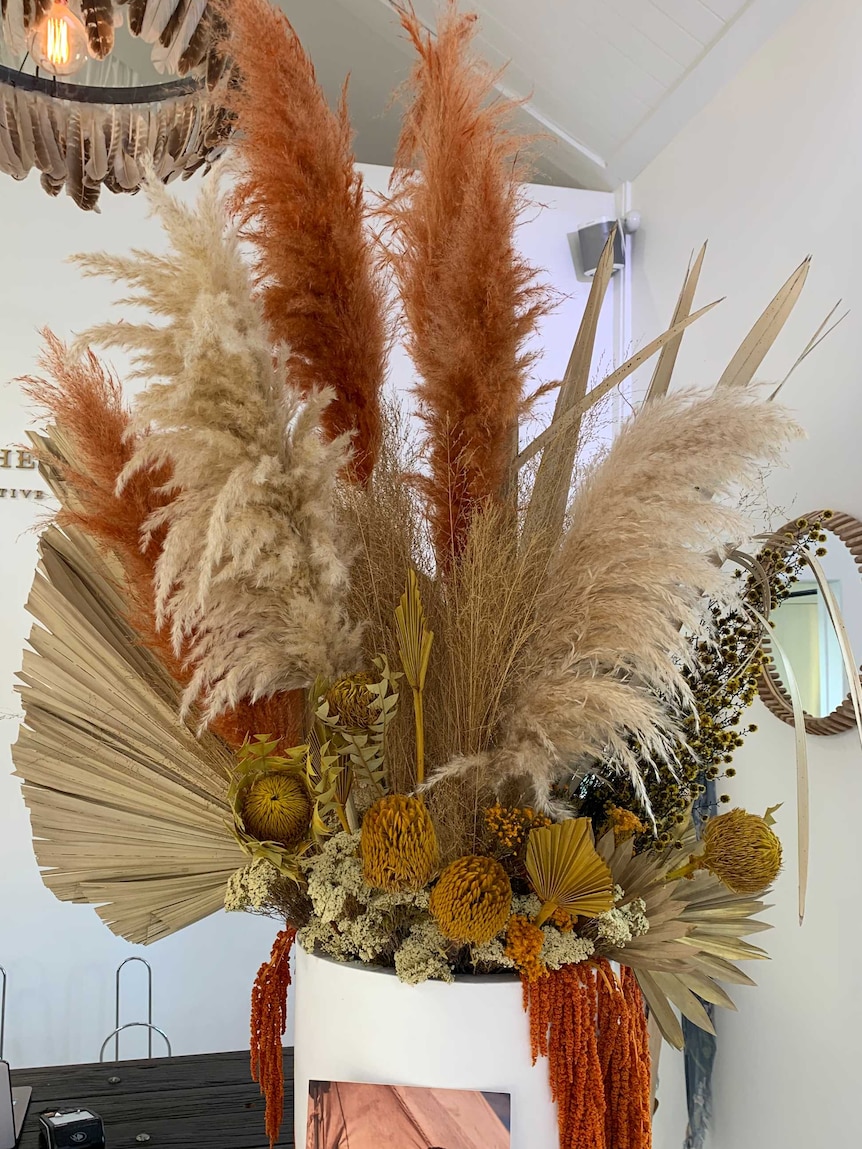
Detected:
left=250, top=927, right=296, bottom=1148
left=523, top=961, right=651, bottom=1149
left=224, top=0, right=387, bottom=484
left=387, top=1, right=549, bottom=563
left=22, top=333, right=304, bottom=748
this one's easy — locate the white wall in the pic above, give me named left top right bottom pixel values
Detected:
left=0, top=161, right=617, bottom=1068
left=631, top=1, right=862, bottom=1145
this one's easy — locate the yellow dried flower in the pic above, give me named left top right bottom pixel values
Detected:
left=484, top=802, right=552, bottom=851
left=361, top=795, right=439, bottom=891
left=548, top=907, right=575, bottom=932
left=505, top=914, right=546, bottom=981
left=699, top=808, right=783, bottom=894
left=325, top=673, right=376, bottom=728
left=430, top=855, right=512, bottom=944
left=241, top=773, right=311, bottom=845
left=607, top=806, right=645, bottom=842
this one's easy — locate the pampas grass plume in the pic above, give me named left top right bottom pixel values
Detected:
left=224, top=0, right=388, bottom=485
left=75, top=178, right=362, bottom=727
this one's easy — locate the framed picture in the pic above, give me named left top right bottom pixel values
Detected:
left=305, top=1079, right=511, bottom=1149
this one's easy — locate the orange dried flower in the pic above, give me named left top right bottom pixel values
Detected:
left=430, top=854, right=512, bottom=943
left=548, top=907, right=575, bottom=932
left=484, top=801, right=551, bottom=851
left=505, top=914, right=546, bottom=981
left=523, top=960, right=651, bottom=1149
left=250, top=927, right=296, bottom=1148
left=608, top=805, right=645, bottom=842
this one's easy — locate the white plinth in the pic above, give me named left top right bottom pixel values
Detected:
left=293, top=944, right=559, bottom=1148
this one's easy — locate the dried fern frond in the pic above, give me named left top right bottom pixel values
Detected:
left=224, top=0, right=388, bottom=484
left=13, top=525, right=243, bottom=944
left=526, top=818, right=614, bottom=925
left=75, top=178, right=362, bottom=727
left=430, top=388, right=802, bottom=813
left=386, top=0, right=550, bottom=564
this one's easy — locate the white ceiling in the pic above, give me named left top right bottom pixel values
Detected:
left=280, top=0, right=807, bottom=188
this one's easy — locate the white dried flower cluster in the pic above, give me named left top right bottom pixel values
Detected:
left=395, top=919, right=455, bottom=985
left=541, top=929, right=595, bottom=970
left=224, top=858, right=281, bottom=912
left=298, top=831, right=431, bottom=968
left=594, top=891, right=650, bottom=949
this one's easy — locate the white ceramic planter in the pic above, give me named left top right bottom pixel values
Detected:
left=293, top=944, right=559, bottom=1148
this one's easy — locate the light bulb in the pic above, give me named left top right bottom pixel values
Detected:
left=30, top=2, right=89, bottom=77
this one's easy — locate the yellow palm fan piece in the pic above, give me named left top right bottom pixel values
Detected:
left=525, top=817, right=614, bottom=926
left=13, top=523, right=245, bottom=945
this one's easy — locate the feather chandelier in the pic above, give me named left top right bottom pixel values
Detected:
left=0, top=0, right=230, bottom=208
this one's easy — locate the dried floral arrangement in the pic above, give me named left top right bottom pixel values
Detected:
left=12, top=3, right=859, bottom=1149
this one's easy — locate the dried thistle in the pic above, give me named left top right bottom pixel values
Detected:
left=75, top=178, right=362, bottom=727
left=225, top=0, right=388, bottom=483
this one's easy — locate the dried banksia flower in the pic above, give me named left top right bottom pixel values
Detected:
left=526, top=819, right=614, bottom=926
left=698, top=808, right=783, bottom=893
left=361, top=795, right=439, bottom=891
left=430, top=855, right=512, bottom=944
left=242, top=774, right=312, bottom=846
left=324, top=673, right=375, bottom=729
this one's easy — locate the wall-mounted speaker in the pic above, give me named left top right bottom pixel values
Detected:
left=568, top=218, right=626, bottom=279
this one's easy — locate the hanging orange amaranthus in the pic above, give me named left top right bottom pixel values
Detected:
left=250, top=927, right=296, bottom=1148
left=523, top=960, right=651, bottom=1149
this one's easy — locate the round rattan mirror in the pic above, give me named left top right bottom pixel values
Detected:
left=758, top=510, right=862, bottom=734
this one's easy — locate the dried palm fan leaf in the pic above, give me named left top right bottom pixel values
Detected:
left=431, top=388, right=802, bottom=814
left=525, top=818, right=614, bottom=925
left=13, top=523, right=244, bottom=944
left=225, top=0, right=388, bottom=485
left=596, top=830, right=772, bottom=1048
left=645, top=242, right=708, bottom=404
left=75, top=177, right=362, bottom=727
left=386, top=0, right=550, bottom=563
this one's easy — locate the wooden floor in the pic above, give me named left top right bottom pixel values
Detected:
left=12, top=1049, right=295, bottom=1148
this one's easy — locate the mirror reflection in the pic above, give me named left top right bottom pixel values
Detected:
left=769, top=526, right=862, bottom=719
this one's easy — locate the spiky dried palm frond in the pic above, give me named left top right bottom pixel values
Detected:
left=225, top=0, right=388, bottom=483
left=596, top=830, right=772, bottom=1048
left=430, top=388, right=802, bottom=813
left=13, top=524, right=244, bottom=944
left=75, top=178, right=362, bottom=727
left=387, top=1, right=550, bottom=564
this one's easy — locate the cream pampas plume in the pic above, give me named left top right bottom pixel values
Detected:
left=224, top=0, right=388, bottom=485
left=387, top=1, right=549, bottom=564
left=75, top=178, right=362, bottom=727
left=431, top=388, right=802, bottom=812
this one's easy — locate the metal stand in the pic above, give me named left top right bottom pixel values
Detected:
left=0, top=966, right=6, bottom=1060
left=99, top=958, right=171, bottom=1063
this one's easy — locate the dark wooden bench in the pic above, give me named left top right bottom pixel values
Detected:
left=11, top=1048, right=294, bottom=1148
